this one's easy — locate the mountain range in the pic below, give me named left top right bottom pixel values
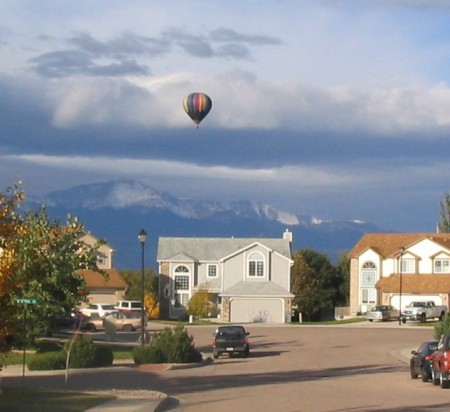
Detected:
left=28, top=179, right=389, bottom=269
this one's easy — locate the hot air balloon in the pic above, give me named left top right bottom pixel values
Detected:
left=183, top=92, right=212, bottom=127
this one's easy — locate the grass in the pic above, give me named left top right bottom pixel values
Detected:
left=0, top=388, right=115, bottom=412
left=0, top=344, right=135, bottom=366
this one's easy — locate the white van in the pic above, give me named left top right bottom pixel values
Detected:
left=115, top=300, right=143, bottom=312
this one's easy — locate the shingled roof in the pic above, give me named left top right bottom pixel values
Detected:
left=78, top=269, right=127, bottom=290
left=157, top=237, right=292, bottom=262
left=377, top=274, right=450, bottom=294
left=348, top=233, right=450, bottom=259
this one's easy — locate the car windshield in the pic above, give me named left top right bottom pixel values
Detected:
left=217, top=327, right=245, bottom=337
left=372, top=306, right=388, bottom=311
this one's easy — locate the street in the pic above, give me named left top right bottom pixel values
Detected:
left=3, top=322, right=450, bottom=411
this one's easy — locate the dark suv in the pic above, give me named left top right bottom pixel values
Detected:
left=212, top=325, right=250, bottom=359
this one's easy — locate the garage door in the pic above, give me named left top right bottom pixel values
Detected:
left=391, top=294, right=443, bottom=309
left=230, top=298, right=283, bottom=323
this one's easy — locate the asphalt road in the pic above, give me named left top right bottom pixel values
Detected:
left=3, top=322, right=450, bottom=411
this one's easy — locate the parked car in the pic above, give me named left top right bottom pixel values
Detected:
left=115, top=300, right=143, bottom=312
left=212, top=325, right=250, bottom=359
left=366, top=305, right=400, bottom=322
left=81, top=303, right=115, bottom=318
left=410, top=340, right=438, bottom=382
left=79, top=313, right=104, bottom=332
left=103, top=310, right=146, bottom=331
left=431, top=333, right=450, bottom=388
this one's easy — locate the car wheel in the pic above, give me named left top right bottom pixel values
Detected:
left=213, top=352, right=219, bottom=359
left=420, top=313, right=427, bottom=323
left=410, top=363, right=418, bottom=379
left=432, top=367, right=440, bottom=385
left=123, top=324, right=133, bottom=332
left=440, top=371, right=450, bottom=389
left=85, top=323, right=96, bottom=332
left=421, top=367, right=429, bottom=382
left=243, top=347, right=249, bottom=358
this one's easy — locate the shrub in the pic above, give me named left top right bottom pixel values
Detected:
left=434, top=314, right=450, bottom=340
left=65, top=334, right=113, bottom=368
left=28, top=352, right=65, bottom=371
left=133, top=325, right=202, bottom=364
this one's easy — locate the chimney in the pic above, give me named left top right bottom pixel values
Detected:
left=283, top=229, right=293, bottom=243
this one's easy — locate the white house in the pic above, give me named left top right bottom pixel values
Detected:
left=349, top=233, right=450, bottom=315
left=157, top=231, right=294, bottom=323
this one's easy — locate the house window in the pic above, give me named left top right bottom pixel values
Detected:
left=175, top=275, right=189, bottom=290
left=248, top=252, right=264, bottom=277
left=207, top=264, right=217, bottom=278
left=361, top=262, right=377, bottom=287
left=435, top=259, right=450, bottom=274
left=174, top=292, right=189, bottom=308
left=173, top=265, right=190, bottom=309
left=361, top=288, right=376, bottom=304
left=400, top=258, right=415, bottom=274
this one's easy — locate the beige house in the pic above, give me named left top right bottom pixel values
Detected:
left=77, top=232, right=127, bottom=304
left=157, top=231, right=294, bottom=323
left=349, top=233, right=450, bottom=315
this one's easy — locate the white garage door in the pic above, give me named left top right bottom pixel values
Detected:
left=391, top=294, right=443, bottom=309
left=230, top=298, right=283, bottom=323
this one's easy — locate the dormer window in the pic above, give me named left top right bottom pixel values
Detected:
left=435, top=259, right=450, bottom=274
left=400, top=258, right=415, bottom=274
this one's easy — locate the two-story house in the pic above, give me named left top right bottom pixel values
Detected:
left=157, top=231, right=294, bottom=323
left=77, top=231, right=127, bottom=305
left=348, top=233, right=450, bottom=315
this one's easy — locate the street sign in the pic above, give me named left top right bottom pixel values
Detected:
left=16, top=298, right=37, bottom=304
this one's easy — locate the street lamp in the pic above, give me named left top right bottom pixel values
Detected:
left=398, top=247, right=405, bottom=326
left=138, top=229, right=148, bottom=344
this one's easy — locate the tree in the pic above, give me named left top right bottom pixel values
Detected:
left=439, top=192, right=450, bottom=233
left=291, top=249, right=346, bottom=321
left=120, top=269, right=159, bottom=318
left=0, top=182, right=25, bottom=348
left=187, top=285, right=213, bottom=319
left=8, top=207, right=105, bottom=341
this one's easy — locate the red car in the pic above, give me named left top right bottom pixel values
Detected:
left=431, top=333, right=450, bottom=388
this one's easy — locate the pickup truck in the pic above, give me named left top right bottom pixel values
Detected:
left=431, top=333, right=450, bottom=388
left=402, top=301, right=447, bottom=323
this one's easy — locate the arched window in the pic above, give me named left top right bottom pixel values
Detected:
left=173, top=265, right=190, bottom=308
left=248, top=252, right=264, bottom=277
left=361, top=261, right=377, bottom=304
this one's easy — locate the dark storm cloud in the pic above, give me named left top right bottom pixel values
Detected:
left=29, top=49, right=150, bottom=77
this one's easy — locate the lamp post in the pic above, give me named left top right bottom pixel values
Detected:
left=138, top=229, right=148, bottom=344
left=398, top=247, right=405, bottom=326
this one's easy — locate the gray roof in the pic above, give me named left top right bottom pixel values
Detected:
left=220, top=281, right=294, bottom=297
left=157, top=237, right=292, bottom=262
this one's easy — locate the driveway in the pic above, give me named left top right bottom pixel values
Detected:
left=2, top=322, right=450, bottom=411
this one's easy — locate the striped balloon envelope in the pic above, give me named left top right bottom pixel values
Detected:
left=183, top=92, right=212, bottom=127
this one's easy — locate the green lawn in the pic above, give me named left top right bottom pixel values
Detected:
left=0, top=388, right=115, bottom=412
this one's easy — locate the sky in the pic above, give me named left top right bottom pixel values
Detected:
left=1, top=0, right=450, bottom=232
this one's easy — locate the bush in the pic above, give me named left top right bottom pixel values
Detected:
left=28, top=352, right=65, bottom=371
left=65, top=334, right=113, bottom=368
left=434, top=314, right=450, bottom=339
left=133, top=325, right=202, bottom=364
